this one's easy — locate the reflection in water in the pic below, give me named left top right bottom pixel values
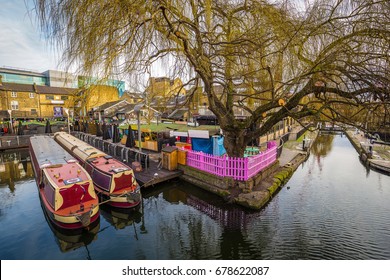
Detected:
left=307, top=133, right=336, bottom=172
left=311, top=133, right=335, bottom=157
left=0, top=149, right=34, bottom=192
left=100, top=205, right=142, bottom=230
left=41, top=200, right=101, bottom=259
left=47, top=216, right=100, bottom=255
left=142, top=181, right=260, bottom=259
left=145, top=182, right=256, bottom=230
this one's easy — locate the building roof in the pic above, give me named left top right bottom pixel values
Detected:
left=0, top=82, right=35, bottom=92
left=0, top=67, right=45, bottom=77
left=35, top=85, right=77, bottom=95
left=168, top=108, right=188, bottom=120
left=93, top=99, right=130, bottom=112
left=119, top=103, right=160, bottom=114
left=166, top=95, right=187, bottom=107
left=123, top=91, right=145, bottom=99
left=0, top=82, right=77, bottom=95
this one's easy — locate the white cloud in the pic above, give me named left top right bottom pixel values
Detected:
left=0, top=0, right=60, bottom=72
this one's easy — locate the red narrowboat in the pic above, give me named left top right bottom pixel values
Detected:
left=53, top=132, right=141, bottom=209
left=30, top=135, right=100, bottom=230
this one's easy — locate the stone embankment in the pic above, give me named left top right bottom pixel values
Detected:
left=345, top=130, right=390, bottom=174
left=234, top=129, right=317, bottom=210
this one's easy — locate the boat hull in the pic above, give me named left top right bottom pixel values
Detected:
left=38, top=187, right=100, bottom=230
left=30, top=135, right=100, bottom=230
left=97, top=189, right=141, bottom=208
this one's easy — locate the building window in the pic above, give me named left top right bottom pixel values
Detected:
left=11, top=101, right=19, bottom=110
left=31, top=109, right=37, bottom=115
left=11, top=91, right=17, bottom=98
left=61, top=96, right=68, bottom=100
left=46, top=95, right=54, bottom=100
left=29, top=92, right=35, bottom=98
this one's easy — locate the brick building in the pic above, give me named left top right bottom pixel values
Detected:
left=0, top=67, right=125, bottom=120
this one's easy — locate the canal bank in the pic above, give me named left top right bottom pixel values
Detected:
left=345, top=129, right=390, bottom=174
left=236, top=129, right=318, bottom=209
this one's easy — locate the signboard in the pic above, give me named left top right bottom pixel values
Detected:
left=54, top=107, right=63, bottom=117
left=171, top=131, right=188, bottom=137
left=188, top=130, right=209, bottom=139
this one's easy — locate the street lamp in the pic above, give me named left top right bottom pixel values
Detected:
left=7, top=110, right=13, bottom=134
left=64, top=108, right=71, bottom=134
left=154, top=112, right=160, bottom=126
left=134, top=103, right=144, bottom=153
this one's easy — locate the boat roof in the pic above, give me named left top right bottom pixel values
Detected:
left=87, top=155, right=131, bottom=175
left=54, top=132, right=106, bottom=161
left=53, top=132, right=133, bottom=175
left=30, top=135, right=91, bottom=187
left=44, top=161, right=91, bottom=188
left=30, top=135, right=76, bottom=166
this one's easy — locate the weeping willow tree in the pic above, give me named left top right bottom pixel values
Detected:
left=35, top=0, right=390, bottom=157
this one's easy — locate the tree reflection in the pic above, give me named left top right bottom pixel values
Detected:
left=141, top=181, right=261, bottom=259
left=311, top=134, right=335, bottom=157
left=0, top=149, right=34, bottom=193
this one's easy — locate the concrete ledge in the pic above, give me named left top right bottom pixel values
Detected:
left=235, top=191, right=270, bottom=210
left=235, top=152, right=307, bottom=210
left=178, top=161, right=283, bottom=209
left=180, top=174, right=231, bottom=198
left=178, top=164, right=235, bottom=190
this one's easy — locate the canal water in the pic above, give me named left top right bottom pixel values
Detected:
left=1, top=134, right=389, bottom=260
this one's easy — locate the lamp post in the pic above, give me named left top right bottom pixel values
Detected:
left=134, top=103, right=144, bottom=153
left=7, top=109, right=13, bottom=134
left=64, top=108, right=71, bottom=134
left=154, top=112, right=160, bottom=126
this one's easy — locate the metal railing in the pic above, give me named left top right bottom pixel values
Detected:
left=74, top=132, right=150, bottom=169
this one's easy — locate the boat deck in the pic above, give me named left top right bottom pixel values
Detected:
left=87, top=155, right=130, bottom=174
left=30, top=135, right=91, bottom=187
left=30, top=135, right=74, bottom=167
left=134, top=159, right=183, bottom=187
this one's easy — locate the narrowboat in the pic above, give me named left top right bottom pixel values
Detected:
left=53, top=132, right=141, bottom=209
left=29, top=135, right=100, bottom=230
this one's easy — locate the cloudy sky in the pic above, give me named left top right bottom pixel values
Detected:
left=0, top=0, right=60, bottom=72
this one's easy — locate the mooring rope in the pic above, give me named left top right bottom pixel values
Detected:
left=75, top=211, right=92, bottom=227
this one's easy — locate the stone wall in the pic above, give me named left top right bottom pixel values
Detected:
left=178, top=160, right=279, bottom=199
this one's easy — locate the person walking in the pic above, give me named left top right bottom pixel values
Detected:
left=13, top=120, right=19, bottom=135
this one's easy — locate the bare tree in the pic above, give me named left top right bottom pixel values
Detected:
left=35, top=0, right=390, bottom=156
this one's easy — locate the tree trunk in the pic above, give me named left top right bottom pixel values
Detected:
left=223, top=130, right=247, bottom=157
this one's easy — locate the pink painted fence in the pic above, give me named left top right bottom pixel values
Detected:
left=186, top=141, right=278, bottom=181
